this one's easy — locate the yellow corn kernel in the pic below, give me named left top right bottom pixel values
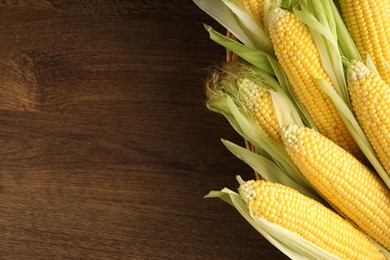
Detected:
left=240, top=0, right=264, bottom=27
left=339, top=0, right=390, bottom=84
left=268, top=8, right=362, bottom=158
left=347, top=60, right=390, bottom=176
left=281, top=124, right=390, bottom=250
left=237, top=78, right=281, bottom=142
left=239, top=180, right=386, bottom=259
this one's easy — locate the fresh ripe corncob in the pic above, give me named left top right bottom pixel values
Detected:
left=347, top=60, right=390, bottom=176
left=240, top=0, right=264, bottom=27
left=281, top=124, right=390, bottom=249
left=268, top=8, right=362, bottom=158
left=339, top=0, right=390, bottom=85
left=238, top=179, right=386, bottom=259
left=237, top=78, right=282, bottom=142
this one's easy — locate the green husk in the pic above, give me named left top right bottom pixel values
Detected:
left=222, top=140, right=325, bottom=203
left=207, top=90, right=288, bottom=165
left=207, top=64, right=298, bottom=169
left=205, top=187, right=341, bottom=260
left=204, top=24, right=275, bottom=76
left=193, top=0, right=273, bottom=53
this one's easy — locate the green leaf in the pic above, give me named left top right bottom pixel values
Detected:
left=204, top=25, right=275, bottom=76
left=221, top=0, right=272, bottom=52
left=193, top=0, right=255, bottom=48
left=193, top=0, right=273, bottom=53
left=222, top=140, right=325, bottom=203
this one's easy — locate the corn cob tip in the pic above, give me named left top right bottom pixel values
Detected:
left=269, top=8, right=286, bottom=29
left=236, top=73, right=283, bottom=142
left=237, top=77, right=272, bottom=112
left=347, top=60, right=370, bottom=82
left=280, top=124, right=299, bottom=146
left=238, top=179, right=257, bottom=204
left=237, top=77, right=259, bottom=110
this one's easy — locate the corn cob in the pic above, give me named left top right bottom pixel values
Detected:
left=268, top=8, right=362, bottom=158
left=338, top=0, right=390, bottom=85
left=281, top=124, right=390, bottom=249
left=240, top=0, right=264, bottom=27
left=206, top=62, right=285, bottom=143
left=238, top=179, right=386, bottom=259
left=237, top=78, right=282, bottom=142
left=347, top=60, right=390, bottom=176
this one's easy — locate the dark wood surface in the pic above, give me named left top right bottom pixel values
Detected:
left=0, top=1, right=286, bottom=259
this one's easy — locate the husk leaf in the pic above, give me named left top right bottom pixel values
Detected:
left=193, top=0, right=273, bottom=53
left=205, top=187, right=341, bottom=260
left=222, top=139, right=324, bottom=202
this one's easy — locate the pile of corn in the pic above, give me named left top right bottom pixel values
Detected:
left=194, top=0, right=390, bottom=259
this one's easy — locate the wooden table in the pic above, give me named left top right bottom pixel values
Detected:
left=0, top=1, right=286, bottom=259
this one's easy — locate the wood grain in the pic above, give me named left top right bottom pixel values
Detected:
left=0, top=0, right=287, bottom=259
